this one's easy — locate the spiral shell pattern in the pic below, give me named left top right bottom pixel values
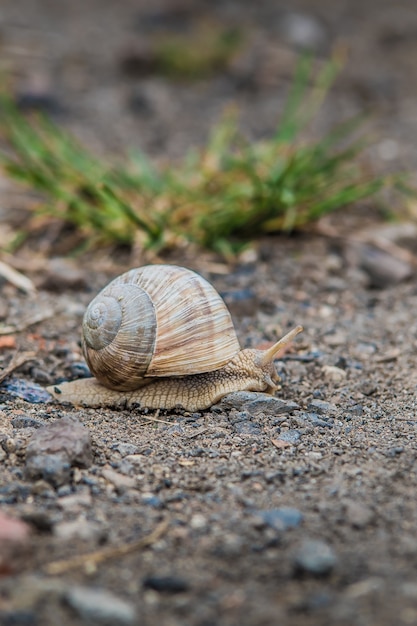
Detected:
left=82, top=265, right=241, bottom=391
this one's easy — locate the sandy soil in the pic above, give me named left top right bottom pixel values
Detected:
left=1, top=1, right=417, bottom=625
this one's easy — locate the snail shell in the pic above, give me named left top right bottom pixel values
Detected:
left=82, top=265, right=241, bottom=391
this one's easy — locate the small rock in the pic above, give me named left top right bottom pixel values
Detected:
left=11, top=417, right=45, bottom=429
left=254, top=507, right=303, bottom=531
left=54, top=518, right=107, bottom=542
left=25, top=418, right=92, bottom=487
left=143, top=575, right=189, bottom=593
left=111, top=442, right=140, bottom=457
left=38, top=258, right=89, bottom=292
left=347, top=242, right=413, bottom=288
left=277, top=429, right=301, bottom=445
left=322, top=365, right=347, bottom=383
left=0, top=378, right=53, bottom=403
left=221, top=288, right=258, bottom=317
left=58, top=491, right=92, bottom=511
left=68, top=362, right=91, bottom=379
left=102, top=468, right=136, bottom=492
left=279, top=12, right=327, bottom=52
left=190, top=514, right=207, bottom=530
left=244, top=397, right=301, bottom=417
left=25, top=453, right=71, bottom=488
left=20, top=510, right=55, bottom=532
left=217, top=392, right=300, bottom=416
left=359, top=381, right=378, bottom=396
left=294, top=539, right=337, bottom=576
left=307, top=400, right=337, bottom=416
left=234, top=420, right=262, bottom=435
left=26, top=417, right=92, bottom=467
left=0, top=610, right=38, bottom=625
left=302, top=413, right=333, bottom=428
left=64, top=586, right=136, bottom=624
left=344, top=500, right=374, bottom=528
left=141, top=494, right=163, bottom=508
left=30, top=367, right=53, bottom=385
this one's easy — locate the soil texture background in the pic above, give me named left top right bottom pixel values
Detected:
left=1, top=1, right=417, bottom=625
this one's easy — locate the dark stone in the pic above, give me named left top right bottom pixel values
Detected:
left=143, top=575, right=189, bottom=593
left=11, top=417, right=44, bottom=429
left=0, top=378, right=52, bottom=403
left=0, top=611, right=38, bottom=626
left=25, top=453, right=71, bottom=487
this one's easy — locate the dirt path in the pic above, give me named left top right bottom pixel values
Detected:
left=1, top=2, right=417, bottom=625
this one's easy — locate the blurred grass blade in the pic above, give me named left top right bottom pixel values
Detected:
left=0, top=56, right=410, bottom=257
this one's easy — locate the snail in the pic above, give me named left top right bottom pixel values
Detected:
left=47, top=265, right=303, bottom=411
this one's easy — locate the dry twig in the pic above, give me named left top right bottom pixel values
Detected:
left=0, top=351, right=36, bottom=384
left=44, top=519, right=169, bottom=575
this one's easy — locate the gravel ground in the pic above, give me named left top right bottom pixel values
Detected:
left=1, top=2, right=417, bottom=626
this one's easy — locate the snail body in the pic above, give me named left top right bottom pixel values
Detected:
left=47, top=265, right=303, bottom=411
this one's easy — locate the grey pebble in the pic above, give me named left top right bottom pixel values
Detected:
left=302, top=413, right=334, bottom=428
left=25, top=453, right=71, bottom=487
left=11, top=417, right=45, bottom=429
left=0, top=378, right=53, bottom=404
left=25, top=417, right=92, bottom=486
left=307, top=400, right=337, bottom=415
left=294, top=539, right=337, bottom=576
left=143, top=575, right=190, bottom=593
left=110, top=442, right=140, bottom=457
left=254, top=507, right=303, bottom=531
left=0, top=610, right=37, bottom=625
left=68, top=362, right=91, bottom=379
left=217, top=391, right=300, bottom=416
left=26, top=417, right=92, bottom=467
left=279, top=11, right=327, bottom=52
left=64, top=586, right=136, bottom=625
left=344, top=500, right=374, bottom=528
left=346, top=241, right=413, bottom=288
left=278, top=429, right=302, bottom=444
left=234, top=420, right=262, bottom=435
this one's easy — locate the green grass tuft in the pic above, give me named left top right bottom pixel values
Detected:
left=0, top=56, right=408, bottom=257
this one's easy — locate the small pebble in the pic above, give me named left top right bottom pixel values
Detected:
left=25, top=453, right=71, bottom=488
left=234, top=420, right=262, bottom=435
left=322, top=365, right=347, bottom=383
left=306, top=400, right=337, bottom=416
left=346, top=242, right=413, bottom=288
left=217, top=392, right=300, bottom=416
left=54, top=518, right=107, bottom=542
left=279, top=11, right=327, bottom=51
left=294, top=539, right=337, bottom=576
left=0, top=378, right=52, bottom=404
left=301, top=413, right=333, bottom=428
left=143, top=575, right=189, bottom=594
left=11, top=417, right=44, bottom=429
left=26, top=417, right=92, bottom=468
left=111, top=442, right=140, bottom=457
left=344, top=500, right=374, bottom=528
left=0, top=610, right=37, bottom=625
left=64, top=586, right=136, bottom=624
left=254, top=507, right=303, bottom=531
left=102, top=468, right=136, bottom=492
left=277, top=429, right=301, bottom=444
